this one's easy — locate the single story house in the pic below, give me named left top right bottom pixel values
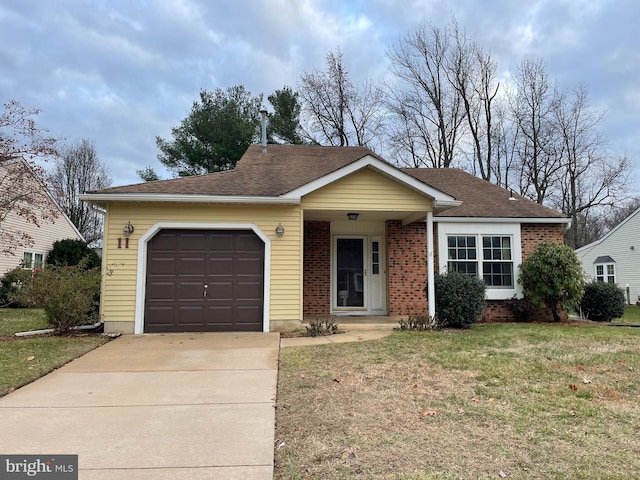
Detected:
left=0, top=158, right=84, bottom=274
left=575, top=207, right=640, bottom=303
left=81, top=144, right=568, bottom=334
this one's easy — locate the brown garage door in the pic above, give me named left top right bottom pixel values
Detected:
left=144, top=229, right=264, bottom=333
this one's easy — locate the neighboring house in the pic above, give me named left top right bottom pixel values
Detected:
left=0, top=158, right=84, bottom=274
left=575, top=207, right=640, bottom=303
left=81, top=144, right=568, bottom=334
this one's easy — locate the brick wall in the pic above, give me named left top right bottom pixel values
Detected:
left=303, top=221, right=330, bottom=315
left=386, top=220, right=429, bottom=316
left=301, top=220, right=566, bottom=321
left=521, top=223, right=564, bottom=261
left=480, top=300, right=514, bottom=323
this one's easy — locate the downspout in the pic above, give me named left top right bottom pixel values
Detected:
left=426, top=211, right=436, bottom=320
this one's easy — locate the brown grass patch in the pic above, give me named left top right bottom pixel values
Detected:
left=275, top=324, right=640, bottom=479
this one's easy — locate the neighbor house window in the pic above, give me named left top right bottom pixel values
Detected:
left=22, top=251, right=44, bottom=270
left=594, top=259, right=616, bottom=284
left=447, top=235, right=513, bottom=288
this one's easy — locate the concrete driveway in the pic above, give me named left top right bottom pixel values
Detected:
left=0, top=333, right=280, bottom=479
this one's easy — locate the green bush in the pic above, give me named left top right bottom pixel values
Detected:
left=519, top=241, right=585, bottom=322
left=47, top=239, right=101, bottom=270
left=580, top=281, right=625, bottom=322
left=0, top=267, right=33, bottom=307
left=434, top=270, right=486, bottom=328
left=11, top=265, right=101, bottom=334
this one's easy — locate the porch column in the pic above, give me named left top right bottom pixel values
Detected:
left=426, top=211, right=436, bottom=318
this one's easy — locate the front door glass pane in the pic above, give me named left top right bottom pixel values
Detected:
left=337, top=238, right=364, bottom=307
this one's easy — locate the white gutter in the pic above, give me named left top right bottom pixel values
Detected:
left=79, top=193, right=301, bottom=205
left=435, top=216, right=570, bottom=224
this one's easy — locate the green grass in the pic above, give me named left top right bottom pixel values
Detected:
left=0, top=308, right=49, bottom=336
left=0, top=309, right=109, bottom=396
left=621, top=305, right=640, bottom=323
left=275, top=323, right=640, bottom=479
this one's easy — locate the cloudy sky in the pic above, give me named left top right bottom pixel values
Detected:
left=1, top=0, right=638, bottom=194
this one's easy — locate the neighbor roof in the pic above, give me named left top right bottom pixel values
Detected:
left=85, top=144, right=566, bottom=220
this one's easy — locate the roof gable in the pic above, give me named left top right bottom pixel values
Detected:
left=0, top=158, right=84, bottom=241
left=284, top=154, right=458, bottom=206
left=576, top=207, right=640, bottom=252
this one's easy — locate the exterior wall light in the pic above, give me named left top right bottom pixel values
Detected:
left=347, top=212, right=359, bottom=221
left=123, top=221, right=135, bottom=237
left=275, top=223, right=285, bottom=237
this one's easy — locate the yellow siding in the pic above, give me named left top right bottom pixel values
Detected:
left=101, top=202, right=302, bottom=331
left=302, top=167, right=432, bottom=212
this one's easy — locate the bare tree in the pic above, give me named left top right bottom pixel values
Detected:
left=298, top=48, right=384, bottom=148
left=508, top=57, right=562, bottom=203
left=0, top=100, right=59, bottom=255
left=386, top=22, right=465, bottom=168
left=490, top=98, right=521, bottom=189
left=49, top=139, right=111, bottom=245
left=453, top=34, right=499, bottom=180
left=551, top=84, right=631, bottom=248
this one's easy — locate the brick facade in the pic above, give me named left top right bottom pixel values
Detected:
left=301, top=220, right=566, bottom=322
left=521, top=223, right=564, bottom=261
left=386, top=220, right=429, bottom=316
left=303, top=221, right=331, bottom=315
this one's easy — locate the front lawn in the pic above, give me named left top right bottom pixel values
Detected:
left=621, top=305, right=640, bottom=323
left=275, top=323, right=640, bottom=479
left=0, top=309, right=109, bottom=396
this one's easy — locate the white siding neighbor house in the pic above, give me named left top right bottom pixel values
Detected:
left=575, top=207, right=640, bottom=304
left=0, top=158, right=84, bottom=274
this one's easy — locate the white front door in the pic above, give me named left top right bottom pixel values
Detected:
left=332, top=235, right=386, bottom=314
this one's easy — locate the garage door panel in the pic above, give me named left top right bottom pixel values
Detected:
left=176, top=306, right=205, bottom=325
left=237, top=234, right=263, bottom=251
left=236, top=281, right=262, bottom=300
left=147, top=282, right=175, bottom=300
left=151, top=232, right=178, bottom=251
left=145, top=229, right=264, bottom=333
left=209, top=282, right=233, bottom=300
left=179, top=258, right=205, bottom=276
left=180, top=233, right=206, bottom=251
left=208, top=257, right=233, bottom=275
left=178, top=281, right=205, bottom=300
left=206, top=305, right=233, bottom=321
left=237, top=257, right=263, bottom=275
left=148, top=257, right=176, bottom=275
left=209, top=234, right=235, bottom=251
left=147, top=306, right=175, bottom=328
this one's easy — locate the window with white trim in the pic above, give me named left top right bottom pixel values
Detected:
left=595, top=263, right=616, bottom=283
left=438, top=222, right=522, bottom=300
left=447, top=234, right=513, bottom=288
left=482, top=236, right=513, bottom=287
left=447, top=236, right=478, bottom=275
left=22, top=251, right=45, bottom=270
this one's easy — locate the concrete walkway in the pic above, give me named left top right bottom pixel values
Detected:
left=0, top=333, right=280, bottom=480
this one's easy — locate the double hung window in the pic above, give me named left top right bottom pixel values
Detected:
left=447, top=235, right=513, bottom=288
